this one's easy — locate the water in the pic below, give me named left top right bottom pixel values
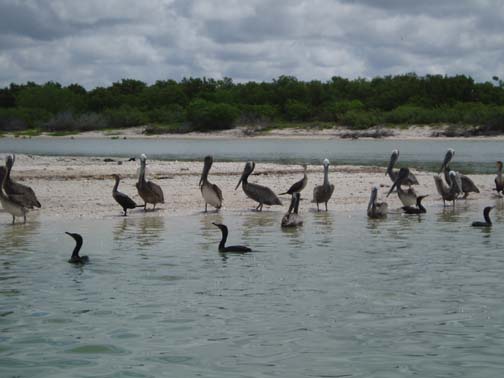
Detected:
left=2, top=202, right=504, bottom=377
left=0, top=137, right=503, bottom=173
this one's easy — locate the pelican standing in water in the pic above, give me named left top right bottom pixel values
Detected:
left=136, top=154, right=164, bottom=211
left=439, top=148, right=479, bottom=198
left=386, top=149, right=419, bottom=186
left=65, top=232, right=89, bottom=264
left=0, top=156, right=28, bottom=224
left=281, top=192, right=303, bottom=227
left=279, top=164, right=308, bottom=195
left=212, top=223, right=252, bottom=252
left=235, top=161, right=282, bottom=211
left=433, top=170, right=461, bottom=207
left=402, top=195, right=428, bottom=214
left=112, top=174, right=139, bottom=216
left=386, top=167, right=418, bottom=207
left=495, top=161, right=503, bottom=195
left=367, top=186, right=388, bottom=218
left=0, top=154, right=41, bottom=209
left=199, top=155, right=223, bottom=212
left=312, top=158, right=335, bottom=211
left=471, top=206, right=494, bottom=227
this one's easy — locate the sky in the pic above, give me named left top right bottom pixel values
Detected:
left=0, top=0, right=503, bottom=89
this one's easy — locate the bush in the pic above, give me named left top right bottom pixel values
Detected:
left=147, top=104, right=185, bottom=123
left=339, top=110, right=381, bottom=129
left=284, top=99, right=311, bottom=121
left=319, top=100, right=364, bottom=122
left=186, top=99, right=239, bottom=130
left=238, top=104, right=278, bottom=124
left=103, top=105, right=149, bottom=128
left=43, top=112, right=108, bottom=131
left=0, top=107, right=52, bottom=130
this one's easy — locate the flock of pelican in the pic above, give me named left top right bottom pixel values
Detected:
left=0, top=148, right=502, bottom=262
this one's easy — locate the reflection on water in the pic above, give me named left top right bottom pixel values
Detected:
left=1, top=206, right=504, bottom=377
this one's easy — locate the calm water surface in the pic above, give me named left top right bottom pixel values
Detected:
left=1, top=137, right=503, bottom=173
left=1, top=201, right=504, bottom=377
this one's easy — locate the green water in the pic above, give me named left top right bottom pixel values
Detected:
left=1, top=200, right=504, bottom=377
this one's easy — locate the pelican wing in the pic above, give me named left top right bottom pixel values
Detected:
left=461, top=175, right=479, bottom=193
left=6, top=180, right=41, bottom=208
left=244, top=182, right=282, bottom=205
left=147, top=181, right=164, bottom=203
left=312, top=184, right=335, bottom=203
left=212, top=183, right=223, bottom=202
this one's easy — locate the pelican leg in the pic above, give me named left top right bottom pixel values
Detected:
left=316, top=202, right=320, bottom=212
left=123, top=208, right=128, bottom=216
left=463, top=192, right=468, bottom=199
left=12, top=215, right=15, bottom=225
left=325, top=202, right=328, bottom=211
left=23, top=215, right=26, bottom=224
left=143, top=203, right=147, bottom=211
left=205, top=203, right=208, bottom=213
left=153, top=204, right=157, bottom=210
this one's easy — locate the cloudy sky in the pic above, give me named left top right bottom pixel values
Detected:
left=1, top=0, right=503, bottom=89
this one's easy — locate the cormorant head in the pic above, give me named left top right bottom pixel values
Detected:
left=212, top=222, right=228, bottom=232
left=65, top=232, right=83, bottom=245
left=112, top=174, right=120, bottom=180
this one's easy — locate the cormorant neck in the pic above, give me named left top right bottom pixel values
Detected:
left=72, top=240, right=83, bottom=258
left=218, top=227, right=228, bottom=250
left=293, top=196, right=300, bottom=214
left=484, top=209, right=492, bottom=224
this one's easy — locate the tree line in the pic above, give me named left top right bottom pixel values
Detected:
left=1, top=74, right=503, bottom=134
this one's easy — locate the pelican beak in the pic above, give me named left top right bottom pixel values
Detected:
left=386, top=178, right=400, bottom=197
left=198, top=177, right=203, bottom=187
left=235, top=176, right=243, bottom=190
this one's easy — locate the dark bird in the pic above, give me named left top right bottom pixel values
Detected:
left=471, top=206, right=494, bottom=227
left=235, top=161, right=282, bottom=211
left=0, top=156, right=28, bottom=224
left=200, top=155, right=223, bottom=212
left=0, top=154, right=41, bottom=208
left=312, top=158, right=335, bottom=211
left=386, top=167, right=418, bottom=207
left=495, top=161, right=503, bottom=195
left=402, top=195, right=428, bottom=214
left=65, top=232, right=89, bottom=264
left=281, top=192, right=303, bottom=227
left=367, top=186, right=388, bottom=218
left=112, top=174, right=139, bottom=216
left=136, top=154, right=164, bottom=211
left=386, top=149, right=418, bottom=186
left=279, top=164, right=308, bottom=195
left=433, top=170, right=461, bottom=207
left=440, top=148, right=479, bottom=198
left=212, top=223, right=252, bottom=253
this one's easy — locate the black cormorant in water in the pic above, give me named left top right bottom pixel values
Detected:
left=402, top=195, right=428, bottom=214
left=471, top=206, right=494, bottom=227
left=65, top=232, right=89, bottom=264
left=212, top=223, right=252, bottom=253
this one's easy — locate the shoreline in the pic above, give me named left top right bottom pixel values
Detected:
left=0, top=154, right=499, bottom=222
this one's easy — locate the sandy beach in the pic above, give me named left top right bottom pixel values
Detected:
left=0, top=153, right=498, bottom=221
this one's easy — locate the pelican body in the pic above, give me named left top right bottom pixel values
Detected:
left=367, top=186, right=388, bottom=218
left=495, top=161, right=503, bottom=195
left=212, top=223, right=252, bottom=252
left=0, top=154, right=41, bottom=209
left=280, top=164, right=308, bottom=195
left=386, top=149, right=418, bottom=186
left=200, top=156, right=223, bottom=212
left=312, top=158, right=335, bottom=211
left=402, top=195, right=428, bottom=214
left=471, top=206, right=494, bottom=227
left=434, top=171, right=461, bottom=207
left=0, top=156, right=27, bottom=224
left=386, top=167, right=418, bottom=207
left=281, top=192, right=303, bottom=227
left=136, top=154, right=164, bottom=210
left=235, top=161, right=282, bottom=211
left=65, top=232, right=89, bottom=264
left=112, top=174, right=138, bottom=216
left=440, top=148, right=479, bottom=198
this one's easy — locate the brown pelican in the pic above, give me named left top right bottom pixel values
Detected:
left=495, top=161, right=503, bottom=195
left=433, top=170, right=461, bottom=207
left=386, top=167, right=418, bottom=207
left=471, top=206, right=494, bottom=227
left=112, top=174, right=139, bottom=216
left=386, top=149, right=418, bottom=186
left=0, top=154, right=41, bottom=209
left=212, top=223, right=252, bottom=252
left=279, top=164, right=308, bottom=195
left=0, top=156, right=28, bottom=224
left=235, top=161, right=282, bottom=211
left=439, top=148, right=479, bottom=198
left=281, top=192, right=303, bottom=227
left=367, top=186, right=388, bottom=218
left=136, top=154, right=164, bottom=210
left=402, top=195, right=428, bottom=214
left=200, top=155, right=223, bottom=212
left=312, top=158, right=335, bottom=211
left=65, top=232, right=89, bottom=264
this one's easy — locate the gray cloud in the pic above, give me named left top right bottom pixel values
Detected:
left=0, top=0, right=503, bottom=88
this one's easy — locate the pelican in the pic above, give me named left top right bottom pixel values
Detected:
left=235, top=161, right=282, bottom=211
left=386, top=167, right=418, bottom=207
left=439, top=148, right=479, bottom=198
left=200, top=156, right=223, bottom=212
left=65, top=232, right=89, bottom=264
left=279, top=164, right=308, bottom=195
left=402, top=195, right=428, bottom=214
left=136, top=154, right=164, bottom=210
left=433, top=170, right=461, bottom=207
left=0, top=154, right=41, bottom=209
left=386, top=149, right=418, bottom=186
left=112, top=174, right=139, bottom=216
left=367, top=186, right=388, bottom=218
left=0, top=156, right=28, bottom=224
left=281, top=192, right=303, bottom=227
left=312, top=158, right=335, bottom=211
left=471, top=206, right=494, bottom=227
left=212, top=223, right=252, bottom=252
left=495, top=161, right=503, bottom=195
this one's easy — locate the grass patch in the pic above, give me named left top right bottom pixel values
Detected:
left=48, top=130, right=80, bottom=137
left=143, top=123, right=191, bottom=135
left=13, top=128, right=42, bottom=137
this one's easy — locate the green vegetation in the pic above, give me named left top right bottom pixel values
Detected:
left=1, top=74, right=504, bottom=135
